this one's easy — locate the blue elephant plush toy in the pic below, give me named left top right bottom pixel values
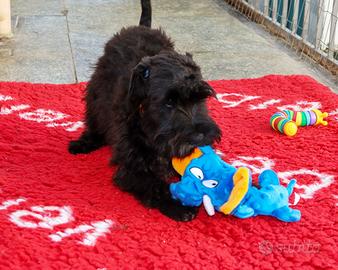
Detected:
left=170, top=146, right=301, bottom=222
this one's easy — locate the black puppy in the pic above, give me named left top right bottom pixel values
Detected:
left=69, top=0, right=221, bottom=221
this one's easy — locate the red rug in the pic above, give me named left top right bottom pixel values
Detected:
left=0, top=75, right=337, bottom=270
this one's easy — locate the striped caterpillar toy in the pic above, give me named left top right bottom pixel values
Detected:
left=270, top=109, right=328, bottom=136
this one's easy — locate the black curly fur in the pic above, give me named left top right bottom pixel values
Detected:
left=69, top=0, right=221, bottom=221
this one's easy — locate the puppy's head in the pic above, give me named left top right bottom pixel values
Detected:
left=128, top=51, right=221, bottom=158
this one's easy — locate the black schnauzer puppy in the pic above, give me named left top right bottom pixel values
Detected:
left=69, top=0, right=221, bottom=221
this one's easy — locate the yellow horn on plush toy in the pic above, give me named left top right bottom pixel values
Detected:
left=172, top=148, right=203, bottom=176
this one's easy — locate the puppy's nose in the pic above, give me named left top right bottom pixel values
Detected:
left=195, top=133, right=204, bottom=142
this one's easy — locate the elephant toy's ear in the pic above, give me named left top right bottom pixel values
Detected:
left=172, top=148, right=203, bottom=176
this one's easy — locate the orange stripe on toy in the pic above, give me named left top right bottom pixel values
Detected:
left=172, top=148, right=203, bottom=176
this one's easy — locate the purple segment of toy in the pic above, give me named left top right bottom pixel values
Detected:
left=309, top=110, right=317, bottom=125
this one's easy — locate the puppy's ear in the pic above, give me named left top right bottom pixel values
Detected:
left=185, top=52, right=193, bottom=59
left=128, top=58, right=151, bottom=107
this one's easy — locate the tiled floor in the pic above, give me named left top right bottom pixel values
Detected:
left=0, top=0, right=336, bottom=92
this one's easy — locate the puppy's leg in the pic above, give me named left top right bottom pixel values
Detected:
left=69, top=91, right=107, bottom=155
left=114, top=167, right=198, bottom=221
left=69, top=130, right=106, bottom=154
left=157, top=194, right=199, bottom=222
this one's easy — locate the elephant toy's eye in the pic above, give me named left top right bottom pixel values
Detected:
left=202, top=180, right=218, bottom=188
left=190, top=167, right=204, bottom=180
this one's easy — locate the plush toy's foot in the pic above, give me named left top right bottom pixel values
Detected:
left=272, top=206, right=301, bottom=222
left=232, top=205, right=255, bottom=219
left=286, top=179, right=297, bottom=196
left=258, top=170, right=280, bottom=187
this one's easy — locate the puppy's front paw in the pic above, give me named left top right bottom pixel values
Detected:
left=160, top=200, right=198, bottom=222
left=68, top=140, right=86, bottom=154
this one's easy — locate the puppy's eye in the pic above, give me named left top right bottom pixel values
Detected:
left=202, top=180, right=218, bottom=188
left=143, top=68, right=150, bottom=79
left=165, top=99, right=174, bottom=108
left=190, top=167, right=204, bottom=180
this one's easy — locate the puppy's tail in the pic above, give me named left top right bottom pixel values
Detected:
left=139, top=0, right=152, bottom=27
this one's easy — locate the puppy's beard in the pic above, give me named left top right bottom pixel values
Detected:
left=174, top=144, right=196, bottom=158
left=154, top=135, right=195, bottom=158
left=166, top=135, right=197, bottom=158
left=153, top=124, right=221, bottom=158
